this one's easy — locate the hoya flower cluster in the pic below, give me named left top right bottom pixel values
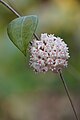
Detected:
left=29, top=33, right=70, bottom=73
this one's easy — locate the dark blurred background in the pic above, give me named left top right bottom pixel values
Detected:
left=0, top=0, right=80, bottom=120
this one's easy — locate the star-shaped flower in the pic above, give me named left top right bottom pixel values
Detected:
left=29, top=33, right=70, bottom=73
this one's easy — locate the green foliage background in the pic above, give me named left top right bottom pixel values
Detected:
left=0, top=0, right=80, bottom=120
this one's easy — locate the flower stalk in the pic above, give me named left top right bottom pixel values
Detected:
left=58, top=69, right=79, bottom=120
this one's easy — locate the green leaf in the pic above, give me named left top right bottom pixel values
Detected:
left=7, top=15, right=38, bottom=56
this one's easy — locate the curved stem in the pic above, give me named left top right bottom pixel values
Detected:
left=0, top=0, right=39, bottom=40
left=58, top=69, right=79, bottom=120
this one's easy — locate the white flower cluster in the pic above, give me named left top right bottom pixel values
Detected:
left=29, top=33, right=70, bottom=73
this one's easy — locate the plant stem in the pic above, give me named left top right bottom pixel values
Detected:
left=58, top=69, right=79, bottom=120
left=0, top=0, right=39, bottom=40
left=0, top=0, right=20, bottom=17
